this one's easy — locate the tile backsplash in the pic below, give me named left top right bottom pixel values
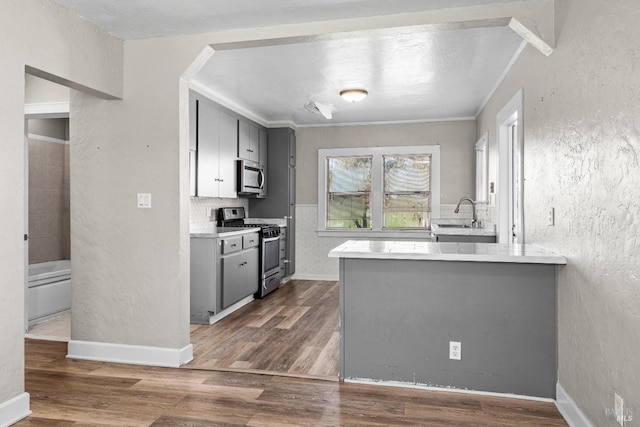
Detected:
left=28, top=136, right=70, bottom=264
left=190, top=197, right=248, bottom=224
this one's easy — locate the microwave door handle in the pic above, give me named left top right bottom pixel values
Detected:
left=258, top=168, right=265, bottom=189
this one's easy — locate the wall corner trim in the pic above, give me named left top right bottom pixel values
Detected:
left=0, top=392, right=32, bottom=426
left=555, top=383, right=594, bottom=427
left=508, top=18, right=554, bottom=57
left=67, top=340, right=194, bottom=368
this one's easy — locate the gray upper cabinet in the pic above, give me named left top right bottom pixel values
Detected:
left=193, top=92, right=238, bottom=198
left=249, top=127, right=296, bottom=276
left=238, top=119, right=259, bottom=162
left=217, top=110, right=238, bottom=198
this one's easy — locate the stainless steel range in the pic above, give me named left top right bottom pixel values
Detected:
left=218, top=207, right=281, bottom=298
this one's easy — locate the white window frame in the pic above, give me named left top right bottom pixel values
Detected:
left=317, top=145, right=440, bottom=238
left=475, top=132, right=489, bottom=203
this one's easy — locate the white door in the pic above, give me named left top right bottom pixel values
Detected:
left=497, top=90, right=524, bottom=244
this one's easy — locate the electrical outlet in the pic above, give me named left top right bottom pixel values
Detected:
left=548, top=207, right=555, bottom=226
left=449, top=341, right=461, bottom=360
left=615, top=393, right=624, bottom=426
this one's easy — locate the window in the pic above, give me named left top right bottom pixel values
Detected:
left=318, top=146, right=440, bottom=235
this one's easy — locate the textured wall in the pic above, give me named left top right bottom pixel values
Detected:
left=0, top=0, right=122, bottom=409
left=476, top=0, right=640, bottom=424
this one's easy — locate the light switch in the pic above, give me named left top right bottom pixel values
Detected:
left=137, top=193, right=152, bottom=208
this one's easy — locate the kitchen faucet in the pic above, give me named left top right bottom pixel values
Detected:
left=454, top=197, right=477, bottom=226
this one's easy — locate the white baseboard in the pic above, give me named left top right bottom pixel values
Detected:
left=556, top=383, right=593, bottom=427
left=0, top=393, right=31, bottom=427
left=67, top=340, right=193, bottom=368
left=291, top=274, right=339, bottom=281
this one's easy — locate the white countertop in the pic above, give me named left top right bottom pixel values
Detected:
left=328, top=240, right=566, bottom=265
left=190, top=223, right=260, bottom=238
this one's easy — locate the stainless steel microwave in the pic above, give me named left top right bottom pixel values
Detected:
left=238, top=159, right=264, bottom=194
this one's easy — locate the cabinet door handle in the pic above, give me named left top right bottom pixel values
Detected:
left=239, top=261, right=248, bottom=267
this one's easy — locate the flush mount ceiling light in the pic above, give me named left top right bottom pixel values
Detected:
left=340, top=89, right=368, bottom=103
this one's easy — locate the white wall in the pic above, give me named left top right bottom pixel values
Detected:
left=0, top=0, right=122, bottom=417
left=477, top=0, right=640, bottom=424
left=0, top=0, right=561, bottom=422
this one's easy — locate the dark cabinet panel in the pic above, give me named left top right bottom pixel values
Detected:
left=249, top=127, right=296, bottom=276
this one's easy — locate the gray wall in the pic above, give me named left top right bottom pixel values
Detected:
left=296, top=121, right=477, bottom=205
left=477, top=0, right=640, bottom=424
left=28, top=118, right=69, bottom=141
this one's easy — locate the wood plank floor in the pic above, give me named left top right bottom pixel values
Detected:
left=20, top=338, right=568, bottom=426
left=187, top=280, right=340, bottom=379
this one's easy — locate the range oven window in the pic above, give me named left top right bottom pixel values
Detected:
left=263, top=237, right=280, bottom=274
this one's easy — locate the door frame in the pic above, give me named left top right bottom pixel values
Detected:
left=496, top=89, right=524, bottom=244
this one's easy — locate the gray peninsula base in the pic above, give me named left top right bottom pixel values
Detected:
left=339, top=257, right=558, bottom=398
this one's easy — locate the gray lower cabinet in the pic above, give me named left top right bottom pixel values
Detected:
left=190, top=231, right=259, bottom=324
left=221, top=248, right=259, bottom=309
left=249, top=127, right=296, bottom=276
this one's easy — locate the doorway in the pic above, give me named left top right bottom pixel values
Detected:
left=24, top=74, right=72, bottom=341
left=497, top=89, right=524, bottom=244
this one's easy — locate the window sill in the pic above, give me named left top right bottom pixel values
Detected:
left=316, top=230, right=434, bottom=240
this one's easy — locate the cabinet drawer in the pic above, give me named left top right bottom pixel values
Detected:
left=243, top=233, right=259, bottom=249
left=222, top=236, right=242, bottom=254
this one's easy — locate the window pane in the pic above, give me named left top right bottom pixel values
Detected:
left=384, top=194, right=430, bottom=210
left=328, top=157, right=371, bottom=193
left=383, top=154, right=431, bottom=229
left=384, top=155, right=430, bottom=192
left=384, top=211, right=429, bottom=228
left=327, top=194, right=371, bottom=229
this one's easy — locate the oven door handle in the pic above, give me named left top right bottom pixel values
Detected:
left=262, top=235, right=280, bottom=243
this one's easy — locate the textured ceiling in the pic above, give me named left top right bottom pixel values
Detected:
left=50, top=0, right=528, bottom=125
left=52, top=0, right=526, bottom=40
left=194, top=27, right=524, bottom=125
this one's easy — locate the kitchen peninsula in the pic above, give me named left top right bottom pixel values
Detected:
left=328, top=240, right=566, bottom=398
